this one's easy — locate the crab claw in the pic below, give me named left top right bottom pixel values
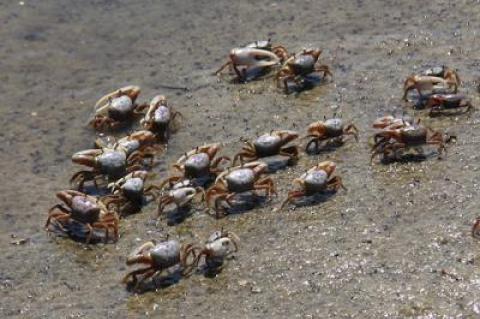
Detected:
left=230, top=47, right=280, bottom=67
left=128, top=130, right=156, bottom=144
left=72, top=149, right=103, bottom=167
left=95, top=85, right=141, bottom=110
left=56, top=190, right=85, bottom=206
left=315, top=161, right=336, bottom=176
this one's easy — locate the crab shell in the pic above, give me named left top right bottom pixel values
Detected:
left=153, top=105, right=171, bottom=127
left=225, top=168, right=255, bottom=193
left=70, top=196, right=101, bottom=224
left=121, top=177, right=145, bottom=203
left=254, top=131, right=298, bottom=157
left=424, top=66, right=446, bottom=77
left=324, top=118, right=344, bottom=137
left=290, top=54, right=316, bottom=76
left=302, top=170, right=329, bottom=194
left=400, top=127, right=428, bottom=145
left=118, top=139, right=141, bottom=156
left=150, top=241, right=181, bottom=268
left=107, top=95, right=134, bottom=121
left=184, top=153, right=211, bottom=178
left=97, top=150, right=127, bottom=178
left=205, top=237, right=236, bottom=258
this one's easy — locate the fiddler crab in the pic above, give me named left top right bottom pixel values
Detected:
left=90, top=85, right=146, bottom=130
left=206, top=161, right=276, bottom=218
left=70, top=146, right=145, bottom=191
left=233, top=130, right=299, bottom=165
left=192, top=230, right=240, bottom=271
left=370, top=124, right=447, bottom=163
left=140, top=95, right=182, bottom=141
left=402, top=66, right=460, bottom=101
left=276, top=48, right=333, bottom=93
left=159, top=143, right=230, bottom=187
left=95, top=130, right=163, bottom=166
left=279, top=161, right=345, bottom=209
left=423, top=93, right=473, bottom=116
left=214, top=46, right=281, bottom=81
left=102, top=170, right=153, bottom=216
left=154, top=179, right=206, bottom=217
left=45, top=190, right=119, bottom=243
left=123, top=239, right=198, bottom=291
left=304, top=116, right=359, bottom=153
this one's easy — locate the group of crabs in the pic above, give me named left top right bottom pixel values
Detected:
left=44, top=38, right=479, bottom=291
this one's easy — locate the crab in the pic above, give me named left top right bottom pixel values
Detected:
left=206, top=161, right=276, bottom=218
left=90, top=85, right=146, bottom=130
left=304, top=117, right=359, bottom=152
left=276, top=48, right=333, bottom=93
left=95, top=130, right=163, bottom=165
left=101, top=170, right=152, bottom=215
left=423, top=93, right=473, bottom=116
left=214, top=47, right=281, bottom=81
left=193, top=230, right=240, bottom=270
left=371, top=125, right=446, bottom=162
left=45, top=190, right=119, bottom=243
left=122, top=239, right=198, bottom=290
left=155, top=182, right=206, bottom=217
left=402, top=68, right=460, bottom=101
left=279, top=161, right=345, bottom=209
left=140, top=95, right=182, bottom=141
left=159, top=143, right=230, bottom=187
left=70, top=147, right=144, bottom=191
left=233, top=130, right=299, bottom=165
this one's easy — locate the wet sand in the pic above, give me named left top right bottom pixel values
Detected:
left=1, top=0, right=480, bottom=317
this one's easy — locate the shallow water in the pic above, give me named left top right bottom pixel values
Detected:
left=2, top=0, right=480, bottom=317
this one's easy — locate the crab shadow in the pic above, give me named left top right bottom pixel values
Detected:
left=125, top=268, right=183, bottom=294
left=288, top=190, right=338, bottom=209
left=378, top=153, right=428, bottom=164
left=48, top=220, right=115, bottom=244
left=163, top=206, right=197, bottom=226
left=229, top=67, right=273, bottom=84
left=220, top=192, right=269, bottom=217
left=285, top=75, right=330, bottom=95
left=305, top=138, right=345, bottom=155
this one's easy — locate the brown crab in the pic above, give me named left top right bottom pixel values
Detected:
left=155, top=181, right=206, bottom=216
left=158, top=143, right=230, bottom=188
left=102, top=170, right=153, bottom=215
left=276, top=48, right=333, bottom=93
left=402, top=67, right=460, bottom=101
left=140, top=95, right=182, bottom=141
left=372, top=115, right=415, bottom=130
left=304, top=117, right=358, bottom=152
left=192, top=230, right=240, bottom=271
left=122, top=239, right=198, bottom=291
left=95, top=130, right=162, bottom=166
left=90, top=85, right=146, bottom=130
left=424, top=93, right=473, bottom=116
left=70, top=147, right=144, bottom=191
left=206, top=161, right=276, bottom=218
left=371, top=125, right=446, bottom=162
left=45, top=190, right=119, bottom=243
left=233, top=130, right=299, bottom=165
left=279, top=161, right=345, bottom=209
